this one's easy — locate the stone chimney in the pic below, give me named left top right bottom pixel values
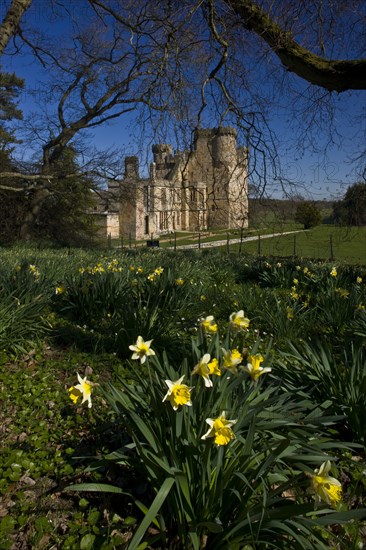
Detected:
left=125, top=156, right=139, bottom=178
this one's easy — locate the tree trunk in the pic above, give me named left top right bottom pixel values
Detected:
left=19, top=187, right=50, bottom=240
left=0, top=0, right=32, bottom=56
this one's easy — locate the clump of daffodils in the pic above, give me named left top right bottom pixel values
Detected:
left=229, top=310, right=250, bottom=331
left=129, top=336, right=155, bottom=364
left=69, top=373, right=92, bottom=408
left=201, top=412, right=237, bottom=446
left=200, top=315, right=218, bottom=334
left=311, top=461, right=342, bottom=508
left=162, top=376, right=193, bottom=410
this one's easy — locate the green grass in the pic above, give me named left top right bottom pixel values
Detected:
left=224, top=225, right=366, bottom=265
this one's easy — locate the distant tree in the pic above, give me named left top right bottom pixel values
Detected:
left=0, top=70, right=24, bottom=151
left=333, top=183, right=366, bottom=226
left=294, top=201, right=322, bottom=229
left=32, top=146, right=98, bottom=245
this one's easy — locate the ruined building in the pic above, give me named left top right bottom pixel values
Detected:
left=94, top=127, right=248, bottom=240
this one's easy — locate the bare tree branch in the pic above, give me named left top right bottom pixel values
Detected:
left=224, top=0, right=366, bottom=92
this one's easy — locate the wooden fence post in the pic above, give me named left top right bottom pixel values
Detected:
left=330, top=234, right=334, bottom=261
left=258, top=234, right=261, bottom=256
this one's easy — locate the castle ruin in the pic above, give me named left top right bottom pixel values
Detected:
left=95, top=127, right=248, bottom=240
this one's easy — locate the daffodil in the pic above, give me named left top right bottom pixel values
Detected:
left=55, top=286, right=65, bottom=295
left=201, top=412, right=237, bottom=446
left=229, top=310, right=250, bottom=331
left=330, top=267, right=337, bottom=277
left=222, top=348, right=242, bottom=372
left=243, top=354, right=271, bottom=382
left=175, top=278, right=184, bottom=285
left=69, top=373, right=92, bottom=408
left=356, top=276, right=362, bottom=284
left=200, top=315, right=218, bottom=334
left=29, top=264, right=40, bottom=279
left=129, top=336, right=155, bottom=363
left=162, top=375, right=193, bottom=410
left=154, top=267, right=164, bottom=275
left=208, top=358, right=220, bottom=377
left=311, top=461, right=342, bottom=508
left=335, top=287, right=349, bottom=298
left=192, top=354, right=220, bottom=387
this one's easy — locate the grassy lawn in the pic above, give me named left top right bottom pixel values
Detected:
left=214, top=225, right=366, bottom=265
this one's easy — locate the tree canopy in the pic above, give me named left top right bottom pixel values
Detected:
left=0, top=0, right=365, bottom=240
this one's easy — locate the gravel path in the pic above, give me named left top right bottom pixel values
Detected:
left=167, top=230, right=307, bottom=250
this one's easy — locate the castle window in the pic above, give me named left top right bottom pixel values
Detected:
left=190, top=187, right=197, bottom=203
left=159, top=211, right=168, bottom=230
left=144, top=186, right=153, bottom=211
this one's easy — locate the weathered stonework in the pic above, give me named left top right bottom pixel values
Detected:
left=94, top=127, right=248, bottom=240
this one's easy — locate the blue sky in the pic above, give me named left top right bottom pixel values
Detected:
left=2, top=1, right=365, bottom=200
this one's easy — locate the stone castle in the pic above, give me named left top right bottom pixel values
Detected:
left=94, top=127, right=248, bottom=241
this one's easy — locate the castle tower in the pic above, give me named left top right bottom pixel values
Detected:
left=212, top=127, right=238, bottom=167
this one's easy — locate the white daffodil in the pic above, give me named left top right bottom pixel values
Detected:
left=162, top=375, right=193, bottom=411
left=129, top=336, right=155, bottom=364
left=69, top=373, right=92, bottom=408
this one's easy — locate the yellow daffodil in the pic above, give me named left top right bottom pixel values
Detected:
left=154, top=267, right=164, bottom=275
left=290, top=287, right=299, bottom=300
left=243, top=354, right=271, bottom=382
left=55, top=286, right=65, bottom=295
left=200, top=315, right=218, bottom=334
left=29, top=264, right=40, bottom=279
left=356, top=276, right=362, bottom=284
left=129, top=336, right=155, bottom=363
left=69, top=373, right=92, bottom=408
left=162, top=375, right=193, bottom=410
left=303, top=267, right=309, bottom=274
left=330, top=267, right=337, bottom=277
left=147, top=273, right=155, bottom=282
left=201, top=412, right=237, bottom=446
left=222, top=348, right=243, bottom=372
left=287, top=307, right=294, bottom=320
left=229, top=310, right=250, bottom=331
left=208, top=358, right=221, bottom=377
left=335, top=288, right=349, bottom=298
left=311, top=461, right=342, bottom=508
left=192, top=353, right=212, bottom=387
left=293, top=278, right=299, bottom=285
left=356, top=304, right=365, bottom=310
left=175, top=278, right=184, bottom=285
left=137, top=266, right=144, bottom=273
